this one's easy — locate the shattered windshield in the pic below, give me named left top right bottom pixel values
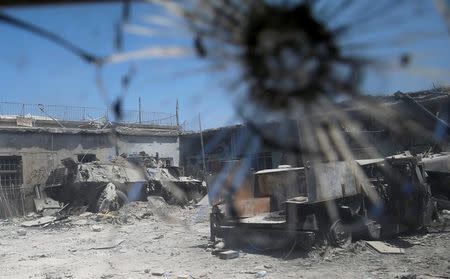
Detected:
left=0, top=1, right=450, bottom=279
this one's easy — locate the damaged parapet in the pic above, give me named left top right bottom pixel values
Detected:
left=43, top=152, right=206, bottom=213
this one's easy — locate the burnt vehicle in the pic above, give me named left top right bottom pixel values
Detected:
left=44, top=152, right=206, bottom=212
left=210, top=153, right=433, bottom=248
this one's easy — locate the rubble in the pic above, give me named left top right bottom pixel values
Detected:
left=0, top=197, right=449, bottom=278
left=151, top=270, right=170, bottom=276
left=33, top=197, right=62, bottom=213
left=91, top=225, right=103, bottom=232
left=255, top=270, right=268, bottom=278
left=218, top=250, right=239, bottom=260
left=365, top=241, right=405, bottom=254
left=21, top=216, right=57, bottom=227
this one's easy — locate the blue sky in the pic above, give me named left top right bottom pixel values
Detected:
left=1, top=2, right=450, bottom=128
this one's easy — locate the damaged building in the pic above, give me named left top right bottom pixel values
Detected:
left=1, top=89, right=449, bottom=219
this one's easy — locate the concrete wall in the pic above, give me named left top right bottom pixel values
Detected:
left=117, top=135, right=180, bottom=167
left=180, top=123, right=301, bottom=178
left=0, top=132, right=114, bottom=211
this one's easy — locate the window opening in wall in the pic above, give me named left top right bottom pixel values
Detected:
left=0, top=155, right=24, bottom=217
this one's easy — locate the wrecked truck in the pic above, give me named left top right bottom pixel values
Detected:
left=210, top=153, right=433, bottom=248
left=44, top=153, right=206, bottom=212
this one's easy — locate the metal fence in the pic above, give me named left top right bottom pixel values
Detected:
left=0, top=102, right=177, bottom=126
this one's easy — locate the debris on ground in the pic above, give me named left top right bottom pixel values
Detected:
left=255, top=270, right=268, bottom=278
left=1, top=201, right=449, bottom=278
left=218, top=250, right=239, bottom=260
left=91, top=225, right=103, bottom=232
left=33, top=197, right=63, bottom=214
left=365, top=241, right=405, bottom=254
left=21, top=216, right=57, bottom=227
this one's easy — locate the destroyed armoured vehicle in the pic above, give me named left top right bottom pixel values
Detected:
left=127, top=152, right=206, bottom=205
left=210, top=153, right=433, bottom=248
left=44, top=157, right=147, bottom=212
left=44, top=153, right=206, bottom=212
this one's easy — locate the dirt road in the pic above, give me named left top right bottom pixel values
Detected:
left=1, top=199, right=449, bottom=279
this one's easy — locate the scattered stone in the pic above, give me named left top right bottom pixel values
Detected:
left=177, top=274, right=189, bottom=279
left=42, top=209, right=60, bottom=216
left=255, top=270, right=267, bottom=278
left=394, top=273, right=417, bottom=279
left=26, top=212, right=37, bottom=218
left=254, top=266, right=265, bottom=271
left=144, top=268, right=150, bottom=274
left=21, top=216, right=57, bottom=227
left=17, top=229, right=27, bottom=236
left=79, top=212, right=93, bottom=218
left=151, top=270, right=169, bottom=276
left=91, top=225, right=103, bottom=232
left=73, top=219, right=88, bottom=226
left=140, top=212, right=153, bottom=219
left=218, top=250, right=239, bottom=260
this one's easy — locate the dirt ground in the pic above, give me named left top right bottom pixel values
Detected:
left=1, top=198, right=449, bottom=279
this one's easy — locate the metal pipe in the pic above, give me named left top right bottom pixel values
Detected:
left=199, top=114, right=207, bottom=183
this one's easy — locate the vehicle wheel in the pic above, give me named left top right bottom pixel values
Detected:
left=96, top=183, right=128, bottom=213
left=97, top=191, right=114, bottom=213
left=116, top=190, right=128, bottom=207
left=327, top=219, right=352, bottom=248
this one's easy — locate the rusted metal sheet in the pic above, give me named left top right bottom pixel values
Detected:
left=228, top=197, right=270, bottom=218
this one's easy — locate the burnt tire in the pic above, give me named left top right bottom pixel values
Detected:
left=116, top=190, right=128, bottom=207
left=327, top=219, right=352, bottom=248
